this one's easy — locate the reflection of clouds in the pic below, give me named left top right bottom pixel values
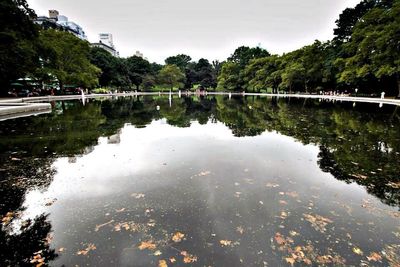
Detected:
left=15, top=119, right=377, bottom=238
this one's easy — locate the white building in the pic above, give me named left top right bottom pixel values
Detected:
left=35, top=10, right=87, bottom=40
left=91, top=33, right=119, bottom=57
left=99, top=33, right=114, bottom=48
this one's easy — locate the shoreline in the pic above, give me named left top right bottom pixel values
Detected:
left=1, top=92, right=399, bottom=121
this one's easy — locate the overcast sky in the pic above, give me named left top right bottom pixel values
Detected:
left=27, top=0, right=361, bottom=63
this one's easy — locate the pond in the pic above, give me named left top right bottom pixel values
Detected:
left=0, top=95, right=399, bottom=266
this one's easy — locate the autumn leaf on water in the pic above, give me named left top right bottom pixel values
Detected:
left=220, top=240, right=232, bottom=247
left=236, top=226, right=244, bottom=234
left=131, top=193, right=145, bottom=199
left=285, top=191, right=299, bottom=198
left=274, top=233, right=286, bottom=246
left=266, top=182, right=280, bottom=188
left=30, top=251, right=45, bottom=267
left=58, top=247, right=66, bottom=253
left=116, top=208, right=126, bottom=213
left=352, top=247, right=363, bottom=255
left=2, top=212, right=14, bottom=226
left=366, top=252, right=382, bottom=262
left=199, top=171, right=211, bottom=176
left=303, top=213, right=333, bottom=233
left=279, top=200, right=288, bottom=205
left=169, top=257, right=176, bottom=263
left=154, top=250, right=162, bottom=256
left=289, top=230, right=299, bottom=237
left=77, top=243, right=97, bottom=256
left=44, top=198, right=57, bottom=206
left=158, top=259, right=168, bottom=267
left=285, top=257, right=295, bottom=266
left=95, top=219, right=114, bottom=232
left=138, top=241, right=156, bottom=250
left=351, top=173, right=367, bottom=179
left=172, top=232, right=185, bottom=243
left=181, top=251, right=198, bottom=263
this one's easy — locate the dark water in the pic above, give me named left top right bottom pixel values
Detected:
left=0, top=95, right=399, bottom=267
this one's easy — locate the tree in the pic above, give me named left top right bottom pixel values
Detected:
left=89, top=47, right=118, bottom=87
left=0, top=0, right=40, bottom=94
left=333, top=0, right=393, bottom=43
left=165, top=54, right=192, bottom=70
left=195, top=58, right=216, bottom=88
left=243, top=55, right=282, bottom=93
left=157, top=64, right=185, bottom=90
left=126, top=56, right=151, bottom=90
left=39, top=29, right=100, bottom=90
left=280, top=62, right=306, bottom=93
left=216, top=62, right=241, bottom=91
left=336, top=1, right=400, bottom=97
left=228, top=46, right=270, bottom=67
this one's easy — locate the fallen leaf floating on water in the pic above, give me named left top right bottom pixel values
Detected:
left=266, top=183, right=280, bottom=188
left=366, top=252, right=382, bottom=262
left=387, top=182, right=400, bottom=189
left=131, top=193, right=145, bottom=199
left=172, top=232, right=185, bottom=243
left=279, top=200, right=288, bottom=205
left=138, top=241, right=156, bottom=250
left=77, top=243, right=96, bottom=256
left=30, top=251, right=45, bottom=267
left=158, top=259, right=168, bottom=267
left=154, top=250, right=162, bottom=256
left=274, top=233, right=287, bottom=246
left=285, top=257, right=296, bottom=266
left=220, top=240, right=233, bottom=247
left=44, top=198, right=57, bottom=206
left=351, top=174, right=368, bottom=179
left=236, top=226, right=244, bottom=234
left=58, top=247, right=65, bottom=253
left=352, top=247, right=363, bottom=255
left=199, top=171, right=211, bottom=176
left=303, top=213, right=333, bottom=233
left=116, top=208, right=126, bottom=213
left=169, top=257, right=176, bottom=263
left=2, top=212, right=15, bottom=225
left=280, top=211, right=288, bottom=219
left=289, top=231, right=299, bottom=237
left=181, top=251, right=198, bottom=263
left=95, top=220, right=114, bottom=232
left=286, top=191, right=299, bottom=198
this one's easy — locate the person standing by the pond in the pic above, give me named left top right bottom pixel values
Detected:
left=381, top=92, right=385, bottom=99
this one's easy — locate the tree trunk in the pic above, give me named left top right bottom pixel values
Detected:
left=59, top=81, right=64, bottom=92
left=397, top=77, right=400, bottom=98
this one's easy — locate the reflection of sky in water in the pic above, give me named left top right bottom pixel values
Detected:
left=15, top=119, right=400, bottom=266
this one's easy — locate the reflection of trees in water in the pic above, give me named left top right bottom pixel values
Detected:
left=0, top=96, right=399, bottom=265
left=0, top=214, right=57, bottom=266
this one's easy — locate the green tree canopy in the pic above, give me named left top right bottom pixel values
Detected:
left=0, top=0, right=39, bottom=94
left=126, top=56, right=152, bottom=90
left=38, top=29, right=100, bottom=90
left=157, top=64, right=186, bottom=90
left=165, top=54, right=192, bottom=70
left=228, top=46, right=270, bottom=67
left=336, top=1, right=400, bottom=96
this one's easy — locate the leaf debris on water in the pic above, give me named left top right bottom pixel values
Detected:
left=172, top=232, right=185, bottom=243
left=95, top=219, right=114, bottom=232
left=138, top=240, right=157, bottom=250
left=303, top=213, right=333, bottom=233
left=181, top=251, right=198, bottom=263
left=77, top=243, right=97, bottom=256
left=158, top=259, right=168, bottom=267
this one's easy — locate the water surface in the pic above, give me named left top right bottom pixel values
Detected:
left=0, top=95, right=399, bottom=266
